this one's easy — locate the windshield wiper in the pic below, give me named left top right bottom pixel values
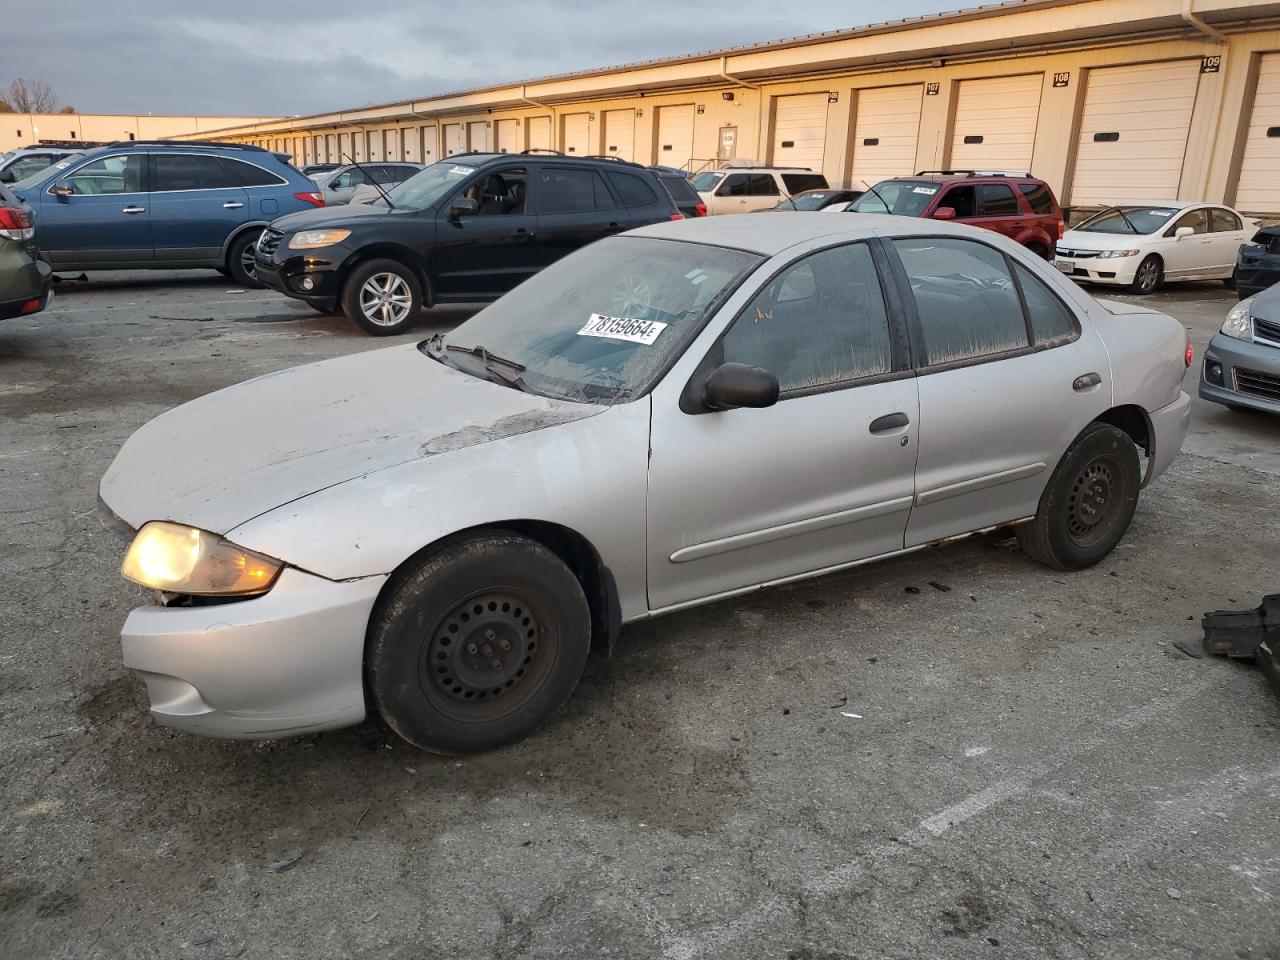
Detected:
left=445, top=343, right=534, bottom=392
left=1098, top=205, right=1140, bottom=234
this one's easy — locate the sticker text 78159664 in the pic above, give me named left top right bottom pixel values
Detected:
left=577, top=314, right=669, bottom=345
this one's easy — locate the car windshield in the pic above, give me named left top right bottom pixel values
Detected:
left=847, top=180, right=940, bottom=216
left=690, top=171, right=725, bottom=192
left=429, top=236, right=763, bottom=404
left=781, top=192, right=832, bottom=210
left=386, top=162, right=479, bottom=211
left=12, top=155, right=80, bottom=191
left=1074, top=206, right=1180, bottom=234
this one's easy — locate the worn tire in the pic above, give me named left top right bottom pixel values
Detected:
left=1130, top=255, right=1162, bottom=295
left=1026, top=243, right=1049, bottom=261
left=367, top=533, right=591, bottom=754
left=225, top=230, right=265, bottom=289
left=341, top=258, right=423, bottom=336
left=1016, top=422, right=1141, bottom=571
left=306, top=300, right=337, bottom=315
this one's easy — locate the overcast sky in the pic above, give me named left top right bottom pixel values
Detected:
left=9, top=0, right=964, bottom=118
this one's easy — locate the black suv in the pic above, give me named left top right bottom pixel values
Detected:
left=256, top=152, right=682, bottom=335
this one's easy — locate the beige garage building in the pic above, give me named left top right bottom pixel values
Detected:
left=181, top=0, right=1280, bottom=215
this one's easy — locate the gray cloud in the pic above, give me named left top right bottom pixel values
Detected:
left=10, top=1, right=961, bottom=117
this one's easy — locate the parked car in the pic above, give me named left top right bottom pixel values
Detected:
left=770, top=188, right=862, bottom=211
left=302, top=163, right=341, bottom=177
left=1234, top=225, right=1280, bottom=299
left=11, top=141, right=324, bottom=288
left=255, top=153, right=682, bottom=335
left=650, top=169, right=706, bottom=218
left=1200, top=286, right=1280, bottom=415
left=0, top=182, right=52, bottom=320
left=690, top=166, right=828, bottom=215
left=1055, top=202, right=1253, bottom=294
left=0, top=146, right=83, bottom=184
left=846, top=170, right=1063, bottom=258
left=101, top=213, right=1192, bottom=754
left=313, top=162, right=424, bottom=205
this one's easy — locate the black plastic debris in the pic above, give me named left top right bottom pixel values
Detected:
left=1202, top=595, right=1280, bottom=696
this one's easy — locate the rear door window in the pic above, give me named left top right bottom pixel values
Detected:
left=979, top=183, right=1019, bottom=217
left=893, top=237, right=1030, bottom=365
left=1210, top=208, right=1242, bottom=232
left=152, top=153, right=242, bottom=191
left=1018, top=182, right=1055, bottom=214
left=536, top=167, right=612, bottom=214
left=938, top=185, right=977, bottom=219
left=781, top=173, right=828, bottom=193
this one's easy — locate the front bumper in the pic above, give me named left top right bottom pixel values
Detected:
left=1052, top=255, right=1138, bottom=286
left=255, top=242, right=347, bottom=303
left=121, top=567, right=386, bottom=740
left=1199, top=333, right=1280, bottom=415
left=1146, top=390, right=1192, bottom=485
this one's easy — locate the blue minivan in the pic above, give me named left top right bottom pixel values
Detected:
left=12, top=141, right=324, bottom=287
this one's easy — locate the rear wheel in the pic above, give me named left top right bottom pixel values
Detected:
left=1026, top=243, right=1050, bottom=260
left=1131, top=255, right=1162, bottom=295
left=1016, top=422, right=1141, bottom=570
left=341, top=258, right=422, bottom=336
left=367, top=533, right=591, bottom=754
left=225, top=230, right=265, bottom=289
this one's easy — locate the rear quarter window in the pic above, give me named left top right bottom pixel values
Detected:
left=1018, top=182, right=1056, bottom=215
left=658, top=175, right=699, bottom=203
left=607, top=171, right=659, bottom=207
left=226, top=157, right=288, bottom=187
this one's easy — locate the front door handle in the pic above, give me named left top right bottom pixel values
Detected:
left=121, top=206, right=146, bottom=214
left=869, top=412, right=910, bottom=433
left=222, top=202, right=244, bottom=209
left=514, top=228, right=535, bottom=240
left=1073, top=372, right=1102, bottom=391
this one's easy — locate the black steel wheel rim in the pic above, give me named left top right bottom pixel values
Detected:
left=1065, top=454, right=1125, bottom=547
left=421, top=591, right=551, bottom=720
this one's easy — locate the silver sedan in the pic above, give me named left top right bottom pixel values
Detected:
left=100, top=214, right=1193, bottom=753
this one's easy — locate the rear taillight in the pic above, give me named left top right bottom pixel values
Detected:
left=294, top=192, right=325, bottom=208
left=669, top=212, right=685, bottom=221
left=0, top=206, right=34, bottom=241
left=695, top=202, right=708, bottom=217
left=1057, top=219, right=1064, bottom=241
left=1185, top=334, right=1194, bottom=368
left=19, top=296, right=44, bottom=314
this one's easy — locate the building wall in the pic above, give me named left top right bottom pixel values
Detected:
left=0, top=115, right=279, bottom=152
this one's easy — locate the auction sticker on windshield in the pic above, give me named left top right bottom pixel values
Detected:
left=578, top=314, right=668, bottom=345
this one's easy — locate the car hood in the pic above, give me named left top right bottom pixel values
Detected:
left=1059, top=229, right=1154, bottom=251
left=100, top=344, right=603, bottom=536
left=270, top=202, right=412, bottom=232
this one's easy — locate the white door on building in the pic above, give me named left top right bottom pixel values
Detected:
left=773, top=93, right=829, bottom=170
left=444, top=123, right=465, bottom=156
left=421, top=125, right=438, bottom=163
left=849, top=84, right=924, bottom=188
left=384, top=128, right=399, bottom=160
left=655, top=104, right=695, bottom=169
left=326, top=134, right=336, bottom=162
left=949, top=74, right=1042, bottom=172
left=494, top=119, right=520, bottom=154
left=527, top=116, right=552, bottom=151
left=1070, top=59, right=1200, bottom=206
left=562, top=113, right=590, bottom=155
left=1234, top=53, right=1280, bottom=213
left=467, top=121, right=489, bottom=152
left=603, top=109, right=635, bottom=161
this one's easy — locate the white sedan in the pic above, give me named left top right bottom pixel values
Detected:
left=1054, top=202, right=1254, bottom=294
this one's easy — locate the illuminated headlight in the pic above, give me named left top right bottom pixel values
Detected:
left=1220, top=296, right=1256, bottom=342
left=1096, top=249, right=1140, bottom=259
left=288, top=229, right=350, bottom=250
left=121, top=521, right=282, bottom=596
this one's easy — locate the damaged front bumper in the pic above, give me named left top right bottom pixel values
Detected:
left=121, top=567, right=385, bottom=740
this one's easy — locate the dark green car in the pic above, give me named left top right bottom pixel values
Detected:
left=0, top=182, right=52, bottom=320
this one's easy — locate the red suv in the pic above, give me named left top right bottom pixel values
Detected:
left=846, top=170, right=1064, bottom=258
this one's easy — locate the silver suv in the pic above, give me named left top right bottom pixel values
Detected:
left=691, top=165, right=828, bottom=215
left=0, top=147, right=83, bottom=184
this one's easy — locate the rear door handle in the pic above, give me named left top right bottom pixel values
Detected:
left=222, top=202, right=244, bottom=209
left=1073, top=372, right=1102, bottom=391
left=869, top=412, right=910, bottom=433
left=514, top=228, right=535, bottom=240
left=121, top=206, right=146, bottom=214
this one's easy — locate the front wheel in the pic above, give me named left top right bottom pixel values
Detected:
left=367, top=533, right=592, bottom=754
left=341, top=258, right=423, bottom=336
left=225, top=230, right=265, bottom=289
left=1130, top=255, right=1162, bottom=295
left=1016, top=422, right=1141, bottom=570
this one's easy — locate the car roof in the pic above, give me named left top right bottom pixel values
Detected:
left=629, top=210, right=979, bottom=255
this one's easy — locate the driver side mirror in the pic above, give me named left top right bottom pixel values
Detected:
left=449, top=197, right=478, bottom=220
left=701, top=362, right=780, bottom=412
left=51, top=182, right=74, bottom=198
left=1174, top=226, right=1194, bottom=239
left=932, top=206, right=956, bottom=221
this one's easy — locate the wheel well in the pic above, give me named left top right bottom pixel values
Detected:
left=221, top=223, right=267, bottom=266
left=370, top=521, right=620, bottom=661
left=1093, top=404, right=1151, bottom=456
left=342, top=245, right=433, bottom=307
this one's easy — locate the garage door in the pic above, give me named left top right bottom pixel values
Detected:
left=563, top=113, right=590, bottom=155
left=1070, top=60, right=1200, bottom=206
left=384, top=128, right=400, bottom=161
left=1235, top=53, right=1280, bottom=213
left=421, top=125, right=438, bottom=163
left=603, top=109, right=635, bottom=161
left=773, top=93, right=829, bottom=170
left=950, top=74, right=1042, bottom=172
left=849, top=84, right=924, bottom=187
left=527, top=116, right=552, bottom=151
left=444, top=123, right=465, bottom=157
left=656, top=104, right=695, bottom=169
left=467, top=121, right=489, bottom=152
left=495, top=119, right=519, bottom=154
left=398, top=127, right=417, bottom=162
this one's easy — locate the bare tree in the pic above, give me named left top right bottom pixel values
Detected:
left=0, top=96, right=13, bottom=113
left=4, top=79, right=62, bottom=113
